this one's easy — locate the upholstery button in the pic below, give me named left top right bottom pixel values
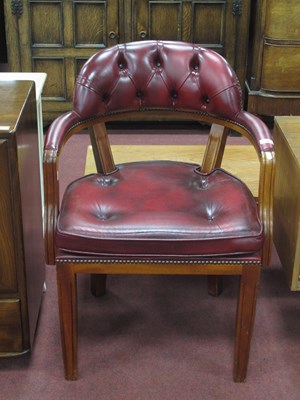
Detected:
left=204, top=96, right=210, bottom=104
left=97, top=177, right=116, bottom=186
left=102, top=93, right=109, bottom=103
left=200, top=176, right=208, bottom=189
left=136, top=91, right=143, bottom=98
left=193, top=65, right=199, bottom=70
left=118, top=62, right=125, bottom=70
left=171, top=91, right=178, bottom=99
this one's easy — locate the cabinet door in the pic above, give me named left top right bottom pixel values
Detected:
left=131, top=0, right=250, bottom=86
left=5, top=0, right=121, bottom=122
left=133, top=1, right=233, bottom=61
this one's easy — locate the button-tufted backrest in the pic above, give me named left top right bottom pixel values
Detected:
left=74, top=40, right=242, bottom=121
left=43, top=40, right=275, bottom=269
left=44, top=40, right=274, bottom=154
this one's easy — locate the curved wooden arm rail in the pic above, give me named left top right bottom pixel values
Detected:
left=43, top=41, right=275, bottom=381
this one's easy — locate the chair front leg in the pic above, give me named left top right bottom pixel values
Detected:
left=57, top=264, right=78, bottom=380
left=234, top=264, right=260, bottom=382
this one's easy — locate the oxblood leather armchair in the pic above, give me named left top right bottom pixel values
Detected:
left=43, top=40, right=275, bottom=381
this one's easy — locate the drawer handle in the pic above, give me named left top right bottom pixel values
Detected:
left=11, top=0, right=23, bottom=17
left=139, top=31, right=147, bottom=39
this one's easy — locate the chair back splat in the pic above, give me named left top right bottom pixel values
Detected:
left=43, top=41, right=275, bottom=381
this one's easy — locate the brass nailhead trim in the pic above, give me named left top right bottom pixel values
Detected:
left=56, top=258, right=260, bottom=265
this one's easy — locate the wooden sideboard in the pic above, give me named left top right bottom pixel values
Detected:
left=4, top=0, right=251, bottom=123
left=0, top=80, right=45, bottom=355
left=246, top=0, right=300, bottom=116
left=273, top=117, right=300, bottom=291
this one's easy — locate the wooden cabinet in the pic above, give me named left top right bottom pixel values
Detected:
left=273, top=117, right=300, bottom=291
left=0, top=80, right=45, bottom=355
left=4, top=0, right=251, bottom=123
left=246, top=0, right=300, bottom=116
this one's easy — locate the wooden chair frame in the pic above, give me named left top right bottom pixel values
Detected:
left=44, top=110, right=275, bottom=381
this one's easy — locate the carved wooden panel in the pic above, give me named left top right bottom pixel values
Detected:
left=33, top=57, right=66, bottom=100
left=191, top=2, right=225, bottom=49
left=74, top=2, right=106, bottom=47
left=133, top=1, right=182, bottom=42
left=148, top=2, right=182, bottom=40
left=5, top=0, right=120, bottom=120
left=30, top=2, right=63, bottom=46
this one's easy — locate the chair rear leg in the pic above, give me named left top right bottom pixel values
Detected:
left=91, top=274, right=107, bottom=297
left=234, top=265, right=260, bottom=382
left=56, top=264, right=78, bottom=380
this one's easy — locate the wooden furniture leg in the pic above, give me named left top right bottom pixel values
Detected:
left=234, top=265, right=260, bottom=382
left=57, top=264, right=78, bottom=380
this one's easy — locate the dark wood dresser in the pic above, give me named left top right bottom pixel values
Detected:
left=0, top=80, right=45, bottom=356
left=246, top=0, right=300, bottom=116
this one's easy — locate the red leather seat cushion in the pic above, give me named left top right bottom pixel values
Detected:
left=56, top=161, right=263, bottom=258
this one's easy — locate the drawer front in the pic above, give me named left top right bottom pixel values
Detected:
left=261, top=44, right=300, bottom=92
left=0, top=299, right=23, bottom=352
left=265, top=0, right=300, bottom=40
